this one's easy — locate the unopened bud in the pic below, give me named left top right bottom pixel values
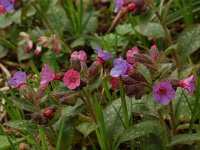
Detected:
left=19, top=84, right=35, bottom=102
left=87, top=61, right=100, bottom=82
left=32, top=113, right=48, bottom=125
left=70, top=57, right=81, bottom=72
left=35, top=87, right=45, bottom=99
left=34, top=46, right=42, bottom=56
left=0, top=6, right=6, bottom=14
left=24, top=39, right=33, bottom=52
left=150, top=45, right=159, bottom=62
left=43, top=109, right=52, bottom=118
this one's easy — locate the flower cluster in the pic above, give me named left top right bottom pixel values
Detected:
left=18, top=32, right=62, bottom=56
left=113, top=0, right=147, bottom=15
left=153, top=75, right=195, bottom=105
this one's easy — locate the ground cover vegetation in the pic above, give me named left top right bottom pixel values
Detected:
left=0, top=0, right=200, bottom=149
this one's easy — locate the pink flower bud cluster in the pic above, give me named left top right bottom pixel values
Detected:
left=18, top=32, right=62, bottom=56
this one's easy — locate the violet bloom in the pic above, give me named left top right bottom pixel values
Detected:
left=153, top=82, right=176, bottom=105
left=40, top=64, right=57, bottom=89
left=110, top=57, right=132, bottom=77
left=114, top=0, right=123, bottom=13
left=179, top=75, right=195, bottom=95
left=8, top=71, right=26, bottom=88
left=96, top=46, right=113, bottom=64
left=0, top=0, right=15, bottom=13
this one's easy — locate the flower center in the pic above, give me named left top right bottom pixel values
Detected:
left=158, top=87, right=166, bottom=95
left=0, top=5, right=6, bottom=14
left=70, top=76, right=77, bottom=83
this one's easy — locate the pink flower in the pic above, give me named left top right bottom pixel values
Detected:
left=126, top=47, right=139, bottom=65
left=63, top=69, right=80, bottom=90
left=71, top=50, right=87, bottom=62
left=153, top=82, right=176, bottom=105
left=40, top=64, right=57, bottom=89
left=179, top=75, right=195, bottom=95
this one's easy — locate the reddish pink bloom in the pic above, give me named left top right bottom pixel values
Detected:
left=63, top=69, right=80, bottom=90
left=126, top=47, right=139, bottom=65
left=40, top=64, right=57, bottom=89
left=110, top=77, right=119, bottom=90
left=71, top=50, right=87, bottom=62
left=179, top=75, right=195, bottom=95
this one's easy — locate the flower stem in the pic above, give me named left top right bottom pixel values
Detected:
left=119, top=77, right=129, bottom=128
left=158, top=109, right=170, bottom=150
left=168, top=101, right=176, bottom=135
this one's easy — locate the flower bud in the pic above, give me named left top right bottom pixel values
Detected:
left=128, top=3, right=136, bottom=11
left=34, top=46, right=42, bottom=56
left=131, top=0, right=147, bottom=16
left=150, top=45, right=159, bottom=62
left=35, top=86, right=45, bottom=100
left=43, top=109, right=53, bottom=118
left=24, top=38, right=33, bottom=52
left=70, top=57, right=81, bottom=72
left=87, top=61, right=100, bottom=82
left=32, top=113, right=48, bottom=125
left=19, top=84, right=35, bottom=102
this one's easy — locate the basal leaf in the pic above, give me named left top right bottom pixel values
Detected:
left=135, top=22, right=165, bottom=38
left=169, top=133, right=200, bottom=146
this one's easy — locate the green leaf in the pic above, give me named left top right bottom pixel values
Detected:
left=137, top=63, right=152, bottom=84
left=0, top=135, right=23, bottom=150
left=47, top=5, right=67, bottom=35
left=0, top=14, right=12, bottom=29
left=119, top=121, right=161, bottom=142
left=83, top=12, right=98, bottom=34
left=103, top=97, right=132, bottom=145
left=173, top=88, right=193, bottom=121
left=4, top=120, right=38, bottom=132
left=177, top=25, right=200, bottom=59
left=12, top=98, right=39, bottom=112
left=116, top=24, right=134, bottom=35
left=135, top=22, right=165, bottom=38
left=61, top=99, right=84, bottom=118
left=76, top=122, right=97, bottom=137
left=0, top=45, right=8, bottom=59
left=17, top=47, right=33, bottom=61
left=169, top=133, right=200, bottom=146
left=138, top=134, right=165, bottom=150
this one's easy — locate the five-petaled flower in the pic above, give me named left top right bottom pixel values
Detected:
left=179, top=75, right=195, bottom=95
left=153, top=82, right=176, bottom=105
left=63, top=69, right=80, bottom=90
left=8, top=71, right=26, bottom=88
left=0, top=0, right=15, bottom=14
left=71, top=50, right=87, bottom=62
left=96, top=46, right=113, bottom=64
left=40, top=64, right=58, bottom=89
left=110, top=57, right=132, bottom=77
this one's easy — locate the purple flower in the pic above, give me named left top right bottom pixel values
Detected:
left=8, top=71, right=26, bottom=88
left=96, top=46, right=113, bottom=64
left=110, top=57, right=132, bottom=77
left=114, top=0, right=123, bottom=13
left=153, top=82, right=176, bottom=105
left=0, top=0, right=15, bottom=13
left=40, top=64, right=57, bottom=89
left=179, top=75, right=195, bottom=95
